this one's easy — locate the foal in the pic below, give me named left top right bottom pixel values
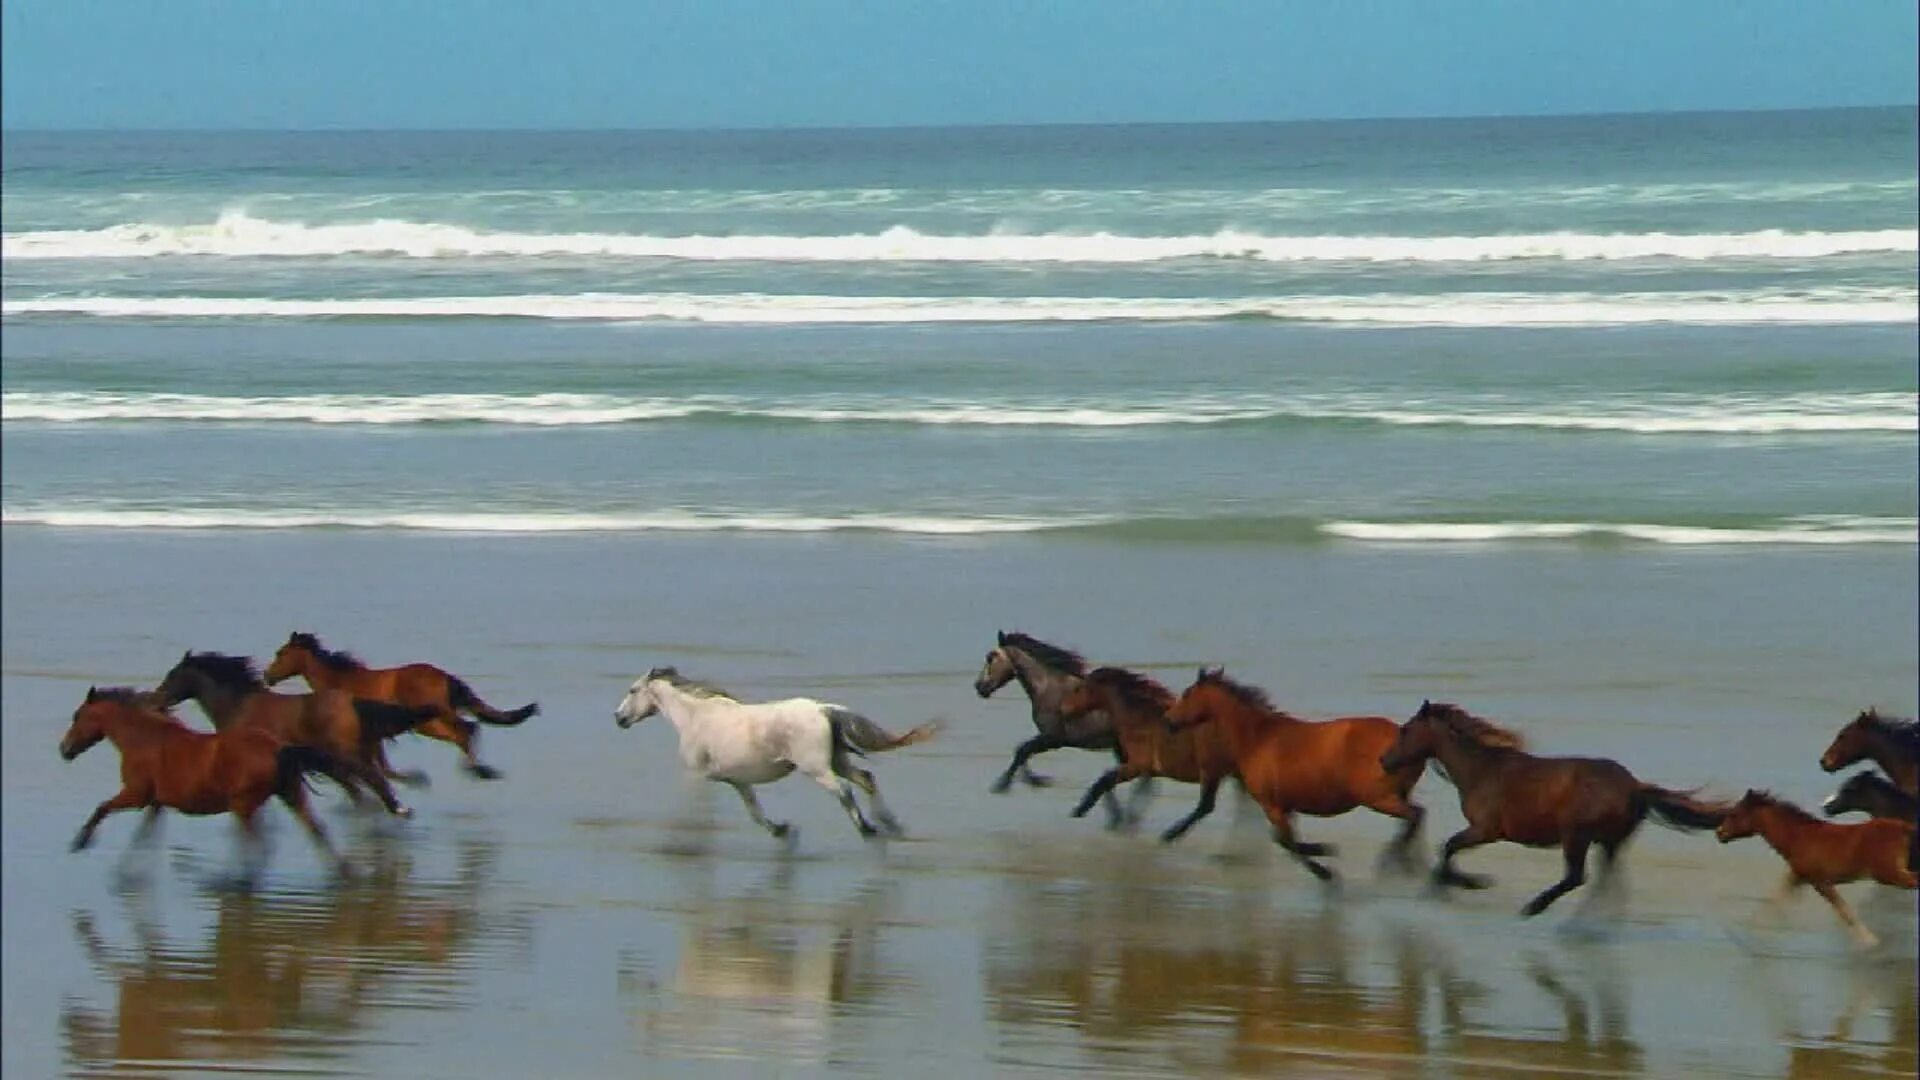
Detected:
left=1717, top=789, right=1918, bottom=948
left=1057, top=667, right=1241, bottom=843
left=1380, top=701, right=1726, bottom=916
left=59, top=687, right=366, bottom=882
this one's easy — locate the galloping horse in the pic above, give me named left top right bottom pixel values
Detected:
left=974, top=631, right=1149, bottom=828
left=1380, top=701, right=1726, bottom=916
left=154, top=652, right=433, bottom=817
left=1056, top=667, right=1241, bottom=843
left=59, top=687, right=367, bottom=881
left=265, top=632, right=538, bottom=780
left=616, top=667, right=940, bottom=843
left=1819, top=709, right=1919, bottom=795
left=1164, top=668, right=1427, bottom=880
left=1717, top=789, right=1918, bottom=948
left=1822, top=772, right=1919, bottom=871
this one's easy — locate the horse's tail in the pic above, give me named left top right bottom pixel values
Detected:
left=826, top=706, right=942, bottom=756
left=276, top=743, right=367, bottom=800
left=448, top=675, right=539, bottom=726
left=1638, top=785, right=1729, bottom=832
left=352, top=698, right=441, bottom=739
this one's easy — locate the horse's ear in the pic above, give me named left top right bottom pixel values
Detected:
left=1421, top=698, right=1431, bottom=710
left=997, top=630, right=1008, bottom=645
left=86, top=685, right=98, bottom=702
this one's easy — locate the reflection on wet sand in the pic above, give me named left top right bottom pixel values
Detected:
left=622, top=856, right=909, bottom=1067
left=1757, top=954, right=1919, bottom=1080
left=62, top=832, right=531, bottom=1076
left=979, top=841, right=1648, bottom=1077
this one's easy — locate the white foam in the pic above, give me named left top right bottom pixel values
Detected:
left=5, top=288, right=1914, bottom=327
left=5, top=390, right=1913, bottom=434
left=1324, top=517, right=1919, bottom=545
left=4, top=210, right=1913, bottom=262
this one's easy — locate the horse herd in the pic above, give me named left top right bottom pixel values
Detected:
left=57, top=630, right=1920, bottom=948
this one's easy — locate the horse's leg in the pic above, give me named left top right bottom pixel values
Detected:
left=1122, top=775, right=1156, bottom=829
left=841, top=764, right=905, bottom=837
left=113, top=806, right=165, bottom=882
left=373, top=742, right=430, bottom=789
left=71, top=788, right=146, bottom=853
left=1160, top=777, right=1221, bottom=844
left=1521, top=837, right=1591, bottom=917
left=727, top=781, right=793, bottom=841
left=351, top=744, right=413, bottom=818
left=1433, top=825, right=1495, bottom=890
left=280, top=781, right=353, bottom=881
left=1269, top=811, right=1337, bottom=882
left=806, top=767, right=880, bottom=840
left=1366, top=791, right=1426, bottom=876
left=1018, top=763, right=1053, bottom=789
left=992, top=734, right=1063, bottom=794
left=1811, top=881, right=1879, bottom=949
left=1752, top=870, right=1801, bottom=927
left=420, top=713, right=499, bottom=780
left=231, top=804, right=268, bottom=889
left=1071, top=762, right=1140, bottom=823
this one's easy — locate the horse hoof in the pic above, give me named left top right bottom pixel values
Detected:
left=1023, top=773, right=1054, bottom=789
left=989, top=777, right=1014, bottom=795
left=393, top=805, right=414, bottom=819
left=468, top=764, right=503, bottom=781
left=335, top=862, right=356, bottom=884
left=70, top=835, right=91, bottom=853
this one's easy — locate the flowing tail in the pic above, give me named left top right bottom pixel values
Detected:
left=826, top=706, right=942, bottom=756
left=277, top=744, right=370, bottom=800
left=448, top=675, right=539, bottom=726
left=352, top=699, right=442, bottom=739
left=1639, top=785, right=1729, bottom=831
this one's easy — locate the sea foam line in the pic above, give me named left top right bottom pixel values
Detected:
left=5, top=390, right=1914, bottom=434
left=5, top=288, right=1914, bottom=327
left=4, top=211, right=1913, bottom=262
left=1322, top=517, right=1919, bottom=545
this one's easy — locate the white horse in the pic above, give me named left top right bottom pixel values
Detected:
left=615, top=667, right=940, bottom=842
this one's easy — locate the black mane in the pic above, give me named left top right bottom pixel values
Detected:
left=1855, top=708, right=1920, bottom=750
left=1086, top=666, right=1173, bottom=712
left=998, top=631, right=1087, bottom=676
left=1197, top=667, right=1274, bottom=713
left=289, top=632, right=366, bottom=671
left=179, top=651, right=266, bottom=689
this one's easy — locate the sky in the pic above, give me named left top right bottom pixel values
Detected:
left=3, top=1, right=1915, bottom=131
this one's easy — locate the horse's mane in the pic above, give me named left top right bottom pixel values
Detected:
left=647, top=666, right=738, bottom=702
left=87, top=687, right=186, bottom=726
left=1086, top=667, right=1173, bottom=712
left=1420, top=702, right=1528, bottom=751
left=1195, top=667, right=1275, bottom=713
left=1740, top=789, right=1819, bottom=824
left=1854, top=708, right=1920, bottom=749
left=1834, top=771, right=1902, bottom=797
left=180, top=652, right=266, bottom=689
left=998, top=632, right=1086, bottom=676
left=289, top=632, right=365, bottom=672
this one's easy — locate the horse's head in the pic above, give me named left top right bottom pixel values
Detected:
left=152, top=651, right=201, bottom=708
left=615, top=669, right=668, bottom=728
left=1715, top=790, right=1770, bottom=843
left=61, top=686, right=119, bottom=760
left=1380, top=700, right=1444, bottom=773
left=1165, top=667, right=1232, bottom=731
left=1819, top=710, right=1879, bottom=773
left=1821, top=771, right=1887, bottom=818
left=263, top=632, right=319, bottom=686
left=974, top=635, right=1017, bottom=699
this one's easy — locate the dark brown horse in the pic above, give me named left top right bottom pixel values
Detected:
left=1822, top=771, right=1918, bottom=871
left=154, top=652, right=434, bottom=817
left=1717, top=789, right=1918, bottom=948
left=1819, top=709, right=1919, bottom=795
left=59, top=687, right=367, bottom=881
left=1164, top=668, right=1427, bottom=880
left=1379, top=701, right=1726, bottom=916
left=1057, top=667, right=1241, bottom=843
left=265, top=632, right=537, bottom=780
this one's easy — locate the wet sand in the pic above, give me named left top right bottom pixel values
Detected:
left=4, top=529, right=1915, bottom=1077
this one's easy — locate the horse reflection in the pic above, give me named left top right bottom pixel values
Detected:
left=625, top=861, right=904, bottom=1064
left=980, top=842, right=1648, bottom=1076
left=62, top=834, right=524, bottom=1073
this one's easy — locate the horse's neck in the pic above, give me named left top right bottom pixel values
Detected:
left=1753, top=806, right=1812, bottom=853
left=654, top=687, right=719, bottom=742
left=1866, top=734, right=1920, bottom=787
left=191, top=681, right=249, bottom=727
left=302, top=659, right=352, bottom=690
left=104, top=710, right=181, bottom=751
left=1432, top=735, right=1508, bottom=789
left=1009, top=651, right=1075, bottom=713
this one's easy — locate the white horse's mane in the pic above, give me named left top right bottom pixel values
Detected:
left=648, top=666, right=739, bottom=703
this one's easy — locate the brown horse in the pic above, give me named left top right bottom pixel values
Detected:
left=265, top=632, right=537, bottom=780
left=59, top=687, right=368, bottom=881
left=154, top=652, right=435, bottom=817
left=1057, top=667, right=1242, bottom=843
left=1379, top=701, right=1726, bottom=916
left=1819, top=709, right=1919, bottom=795
left=1716, top=789, right=1918, bottom=948
left=1163, top=668, right=1427, bottom=880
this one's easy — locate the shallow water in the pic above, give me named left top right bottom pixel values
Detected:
left=3, top=530, right=1915, bottom=1078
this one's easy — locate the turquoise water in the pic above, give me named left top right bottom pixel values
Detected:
left=2, top=109, right=1916, bottom=542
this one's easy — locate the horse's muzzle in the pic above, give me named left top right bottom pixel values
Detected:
left=615, top=713, right=635, bottom=729
left=1818, top=752, right=1840, bottom=772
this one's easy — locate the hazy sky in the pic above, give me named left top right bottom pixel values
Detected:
left=4, top=1, right=1915, bottom=130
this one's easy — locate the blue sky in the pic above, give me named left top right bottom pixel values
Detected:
left=4, top=1, right=1915, bottom=130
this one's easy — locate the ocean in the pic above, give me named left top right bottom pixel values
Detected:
left=3, top=109, right=1918, bottom=1078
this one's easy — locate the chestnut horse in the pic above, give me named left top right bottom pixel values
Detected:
left=1822, top=772, right=1918, bottom=871
left=1819, top=709, right=1919, bottom=795
left=1057, top=667, right=1241, bottom=843
left=265, top=632, right=538, bottom=781
left=1716, top=789, right=1918, bottom=948
left=1164, top=668, right=1427, bottom=880
left=59, top=687, right=368, bottom=881
left=1380, top=701, right=1726, bottom=916
left=154, top=652, right=434, bottom=817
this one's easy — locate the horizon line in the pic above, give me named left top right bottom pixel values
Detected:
left=4, top=102, right=1913, bottom=138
